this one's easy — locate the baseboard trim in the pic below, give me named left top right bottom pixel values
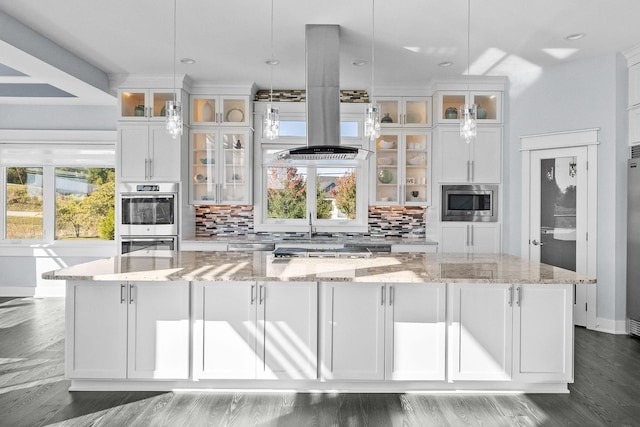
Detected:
left=0, top=286, right=36, bottom=297
left=0, top=284, right=65, bottom=298
left=593, top=317, right=628, bottom=335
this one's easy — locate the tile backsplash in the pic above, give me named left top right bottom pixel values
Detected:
left=195, top=205, right=426, bottom=237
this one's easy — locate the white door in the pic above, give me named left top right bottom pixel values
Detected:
left=528, top=147, right=588, bottom=326
left=439, top=127, right=471, bottom=183
left=385, top=283, right=446, bottom=381
left=322, top=283, right=385, bottom=380
left=193, top=282, right=257, bottom=379
left=471, top=127, right=502, bottom=183
left=470, top=224, right=501, bottom=254
left=127, top=282, right=190, bottom=380
left=440, top=223, right=468, bottom=253
left=513, top=284, right=573, bottom=382
left=68, top=281, right=127, bottom=379
left=149, top=125, right=181, bottom=182
left=257, top=282, right=318, bottom=380
left=449, top=283, right=513, bottom=381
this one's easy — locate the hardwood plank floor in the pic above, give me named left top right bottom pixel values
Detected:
left=1, top=297, right=640, bottom=427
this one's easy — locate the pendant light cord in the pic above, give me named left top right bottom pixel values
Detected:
left=172, top=0, right=177, bottom=102
left=371, top=0, right=375, bottom=101
left=466, top=0, right=471, bottom=95
left=269, top=0, right=274, bottom=103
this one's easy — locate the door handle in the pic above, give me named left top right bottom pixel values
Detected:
left=120, top=284, right=126, bottom=304
left=129, top=284, right=135, bottom=304
left=508, top=285, right=513, bottom=307
left=516, top=286, right=521, bottom=307
left=144, top=158, right=149, bottom=180
left=531, top=240, right=544, bottom=246
left=250, top=284, right=255, bottom=305
left=471, top=160, right=475, bottom=181
left=259, top=285, right=265, bottom=304
left=389, top=285, right=393, bottom=306
left=466, top=160, right=470, bottom=182
left=381, top=286, right=385, bottom=306
left=148, top=158, right=153, bottom=179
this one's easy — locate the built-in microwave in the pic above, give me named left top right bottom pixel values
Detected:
left=441, top=184, right=498, bottom=222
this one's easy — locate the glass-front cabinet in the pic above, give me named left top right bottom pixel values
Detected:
left=435, top=91, right=502, bottom=124
left=376, top=97, right=431, bottom=128
left=190, top=129, right=252, bottom=204
left=373, top=131, right=431, bottom=205
left=191, top=95, right=251, bottom=126
left=118, top=89, right=180, bottom=121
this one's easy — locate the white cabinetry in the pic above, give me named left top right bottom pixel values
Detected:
left=66, top=281, right=190, bottom=380
left=191, top=95, right=251, bottom=127
left=630, top=106, right=640, bottom=145
left=440, top=223, right=500, bottom=254
left=377, top=97, right=432, bottom=127
left=118, top=89, right=180, bottom=121
left=119, top=124, right=182, bottom=182
left=629, top=62, right=640, bottom=107
left=193, top=281, right=318, bottom=380
left=449, top=283, right=573, bottom=383
left=189, top=128, right=252, bottom=204
left=373, top=131, right=431, bottom=205
left=321, top=282, right=446, bottom=381
left=435, top=91, right=502, bottom=124
left=438, top=126, right=501, bottom=183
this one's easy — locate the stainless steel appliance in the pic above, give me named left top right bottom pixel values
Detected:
left=119, top=183, right=178, bottom=236
left=119, top=183, right=179, bottom=254
left=121, top=236, right=178, bottom=254
left=441, top=184, right=498, bottom=222
left=628, top=158, right=640, bottom=336
left=273, top=247, right=372, bottom=258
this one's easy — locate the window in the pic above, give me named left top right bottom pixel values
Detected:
left=6, top=167, right=43, bottom=240
left=55, top=168, right=115, bottom=240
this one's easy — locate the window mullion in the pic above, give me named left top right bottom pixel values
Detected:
left=43, top=166, right=56, bottom=242
left=1, top=166, right=6, bottom=240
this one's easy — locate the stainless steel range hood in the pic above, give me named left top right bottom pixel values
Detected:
left=276, top=25, right=371, bottom=162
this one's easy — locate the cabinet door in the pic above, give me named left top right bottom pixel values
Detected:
left=191, top=130, right=218, bottom=203
left=385, top=283, right=446, bottom=380
left=377, top=98, right=402, bottom=127
left=193, top=282, right=257, bottom=379
left=470, top=224, right=501, bottom=254
left=440, top=223, right=469, bottom=253
left=149, top=91, right=176, bottom=120
left=119, top=125, right=150, bottom=181
left=119, top=90, right=148, bottom=120
left=403, top=131, right=430, bottom=205
left=513, top=284, right=573, bottom=382
left=257, top=282, right=318, bottom=380
left=471, top=127, right=501, bottom=183
left=149, top=125, right=181, bottom=182
left=67, top=281, right=127, bottom=379
left=630, top=63, right=640, bottom=107
left=220, top=96, right=250, bottom=126
left=322, top=283, right=385, bottom=380
left=219, top=130, right=251, bottom=204
left=127, top=282, right=190, bottom=379
left=630, top=106, right=640, bottom=144
left=439, top=127, right=471, bottom=183
left=374, top=131, right=401, bottom=204
left=403, top=97, right=431, bottom=127
left=449, top=283, right=513, bottom=381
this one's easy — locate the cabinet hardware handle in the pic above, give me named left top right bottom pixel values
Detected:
left=470, top=224, right=474, bottom=246
left=144, top=158, right=148, bottom=180
left=259, top=285, right=265, bottom=304
left=467, top=160, right=470, bottom=182
left=516, top=286, right=521, bottom=306
left=148, top=158, right=153, bottom=179
left=250, top=284, right=255, bottom=305
left=120, top=284, right=126, bottom=304
left=129, top=284, right=134, bottom=304
left=508, top=285, right=513, bottom=306
left=466, top=224, right=470, bottom=246
left=471, top=160, right=475, bottom=181
left=389, top=286, right=393, bottom=306
left=381, top=286, right=385, bottom=306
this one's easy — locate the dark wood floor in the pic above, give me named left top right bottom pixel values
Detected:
left=1, top=297, right=640, bottom=427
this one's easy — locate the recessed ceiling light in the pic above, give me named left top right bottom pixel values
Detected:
left=438, top=61, right=453, bottom=67
left=180, top=58, right=196, bottom=64
left=265, top=59, right=280, bottom=65
left=565, top=33, right=585, bottom=41
left=352, top=59, right=367, bottom=66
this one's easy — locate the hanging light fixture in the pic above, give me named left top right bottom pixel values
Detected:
left=263, top=0, right=280, bottom=140
left=460, top=0, right=476, bottom=143
left=166, top=0, right=183, bottom=139
left=364, top=0, right=380, bottom=141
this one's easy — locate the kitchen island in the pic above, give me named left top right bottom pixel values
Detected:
left=44, top=251, right=594, bottom=393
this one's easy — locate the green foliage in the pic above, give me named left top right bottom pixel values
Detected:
left=316, top=180, right=332, bottom=219
left=330, top=171, right=357, bottom=219
left=267, top=167, right=307, bottom=219
left=100, top=207, right=115, bottom=240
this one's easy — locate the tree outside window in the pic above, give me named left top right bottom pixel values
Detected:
left=6, top=167, right=43, bottom=239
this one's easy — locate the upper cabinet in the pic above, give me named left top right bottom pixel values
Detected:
left=118, top=89, right=182, bottom=121
left=191, top=95, right=251, bottom=127
left=376, top=97, right=432, bottom=128
left=190, top=128, right=252, bottom=204
left=629, top=62, right=640, bottom=107
left=438, top=126, right=502, bottom=183
left=119, top=124, right=182, bottom=182
left=373, top=130, right=432, bottom=205
left=435, top=91, right=502, bottom=124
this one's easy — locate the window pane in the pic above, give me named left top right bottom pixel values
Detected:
left=266, top=166, right=307, bottom=219
left=55, top=167, right=115, bottom=240
left=279, top=121, right=306, bottom=137
left=6, top=167, right=43, bottom=239
left=340, top=121, right=359, bottom=137
left=317, top=167, right=357, bottom=220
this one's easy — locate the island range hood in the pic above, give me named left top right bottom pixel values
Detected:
left=276, top=25, right=371, bottom=162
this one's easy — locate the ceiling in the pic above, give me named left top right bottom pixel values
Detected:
left=2, top=0, right=640, bottom=105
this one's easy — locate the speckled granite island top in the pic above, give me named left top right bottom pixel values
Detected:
left=43, top=251, right=595, bottom=284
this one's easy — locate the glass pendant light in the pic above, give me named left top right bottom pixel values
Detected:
left=364, top=0, right=380, bottom=141
left=460, top=0, right=476, bottom=143
left=166, top=0, right=183, bottom=139
left=263, top=0, right=280, bottom=140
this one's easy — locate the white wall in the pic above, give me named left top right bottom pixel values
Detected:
left=0, top=105, right=116, bottom=130
left=505, top=53, right=629, bottom=329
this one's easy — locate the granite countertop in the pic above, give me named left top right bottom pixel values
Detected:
left=184, top=235, right=438, bottom=246
left=43, top=251, right=595, bottom=284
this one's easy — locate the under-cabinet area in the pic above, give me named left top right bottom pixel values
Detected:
left=63, top=278, right=576, bottom=393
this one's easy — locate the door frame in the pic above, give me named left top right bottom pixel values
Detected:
left=521, top=128, right=598, bottom=330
